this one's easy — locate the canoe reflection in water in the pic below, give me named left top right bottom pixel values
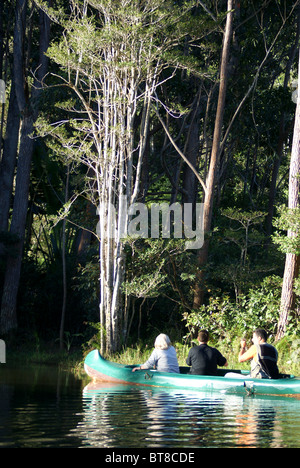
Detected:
left=74, top=381, right=298, bottom=448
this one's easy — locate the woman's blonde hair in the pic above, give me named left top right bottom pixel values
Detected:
left=154, top=333, right=171, bottom=350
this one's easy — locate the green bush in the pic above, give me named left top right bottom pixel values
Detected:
left=183, top=275, right=282, bottom=344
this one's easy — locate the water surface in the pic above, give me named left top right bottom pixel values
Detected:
left=1, top=365, right=300, bottom=448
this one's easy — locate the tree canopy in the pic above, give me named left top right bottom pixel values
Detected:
left=1, top=0, right=300, bottom=352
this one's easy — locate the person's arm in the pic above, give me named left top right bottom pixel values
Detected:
left=239, top=339, right=247, bottom=362
left=216, top=349, right=228, bottom=367
left=239, top=341, right=256, bottom=363
left=186, top=348, right=193, bottom=367
left=132, top=364, right=147, bottom=372
left=132, top=350, right=157, bottom=372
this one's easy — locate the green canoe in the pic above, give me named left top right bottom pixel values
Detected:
left=84, top=349, right=300, bottom=397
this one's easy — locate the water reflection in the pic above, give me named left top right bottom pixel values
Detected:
left=1, top=366, right=300, bottom=448
left=74, top=382, right=300, bottom=448
left=0, top=365, right=86, bottom=448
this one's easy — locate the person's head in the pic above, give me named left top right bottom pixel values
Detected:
left=198, top=330, right=209, bottom=344
left=154, top=333, right=171, bottom=350
left=252, top=328, right=268, bottom=345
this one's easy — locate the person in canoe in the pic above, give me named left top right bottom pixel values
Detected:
left=238, top=328, right=279, bottom=379
left=186, top=330, right=228, bottom=375
left=132, top=333, right=180, bottom=373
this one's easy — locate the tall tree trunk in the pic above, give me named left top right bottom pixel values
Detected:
left=0, top=0, right=3, bottom=79
left=193, top=0, right=234, bottom=309
left=0, top=0, right=51, bottom=334
left=266, top=11, right=300, bottom=240
left=0, top=113, right=34, bottom=333
left=98, top=70, right=152, bottom=354
left=0, top=78, right=21, bottom=235
left=59, top=167, right=69, bottom=350
left=182, top=90, right=202, bottom=207
left=276, top=47, right=300, bottom=341
left=0, top=77, right=20, bottom=232
left=0, top=3, right=21, bottom=251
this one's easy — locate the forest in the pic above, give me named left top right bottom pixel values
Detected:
left=1, top=0, right=300, bottom=362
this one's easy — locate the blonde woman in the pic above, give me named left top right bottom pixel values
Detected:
left=132, top=334, right=179, bottom=373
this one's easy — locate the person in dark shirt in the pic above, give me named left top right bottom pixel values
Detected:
left=186, top=330, right=228, bottom=375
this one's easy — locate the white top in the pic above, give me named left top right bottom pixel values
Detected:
left=142, top=346, right=179, bottom=373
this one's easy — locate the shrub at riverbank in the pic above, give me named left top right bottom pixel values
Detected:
left=4, top=328, right=300, bottom=378
left=100, top=334, right=300, bottom=377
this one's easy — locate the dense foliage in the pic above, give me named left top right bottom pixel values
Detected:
left=1, top=0, right=300, bottom=355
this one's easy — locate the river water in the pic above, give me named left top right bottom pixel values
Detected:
left=0, top=365, right=300, bottom=450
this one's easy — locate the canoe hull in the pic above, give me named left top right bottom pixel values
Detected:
left=84, top=349, right=300, bottom=397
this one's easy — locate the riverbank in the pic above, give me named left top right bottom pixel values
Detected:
left=110, top=337, right=300, bottom=377
left=4, top=334, right=300, bottom=378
